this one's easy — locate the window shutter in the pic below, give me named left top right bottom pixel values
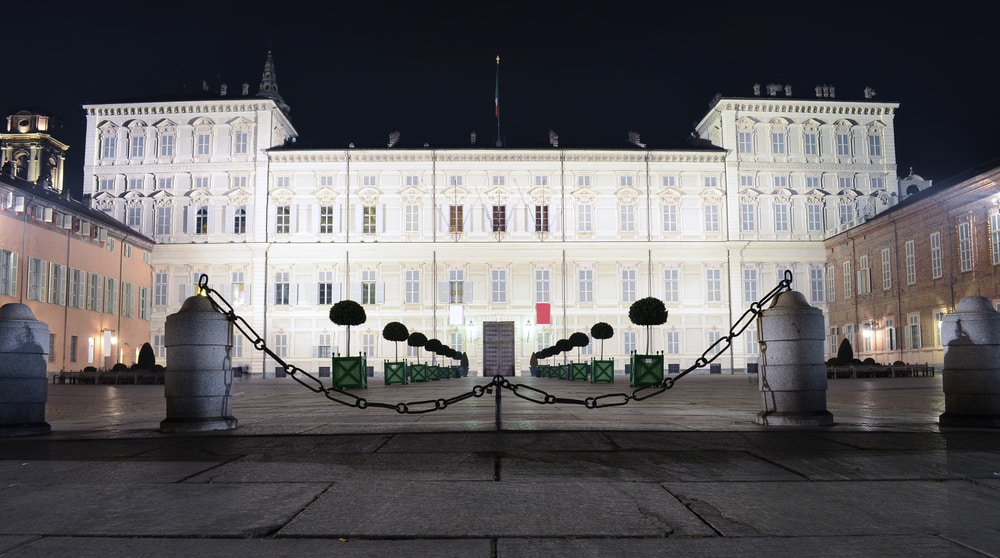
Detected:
left=290, top=284, right=299, bottom=305
left=352, top=282, right=362, bottom=302
left=307, top=282, right=316, bottom=305
left=462, top=204, right=470, bottom=232
left=376, top=282, right=385, bottom=304
left=182, top=206, right=190, bottom=234
left=224, top=205, right=234, bottom=234
left=290, top=204, right=299, bottom=233
left=267, top=205, right=276, bottom=233
left=506, top=204, right=514, bottom=232
left=355, top=204, right=363, bottom=234
left=334, top=203, right=342, bottom=233
left=311, top=206, right=320, bottom=234
left=439, top=207, right=449, bottom=234
left=377, top=204, right=386, bottom=233
left=332, top=282, right=342, bottom=303
left=439, top=281, right=449, bottom=303
left=464, top=281, right=473, bottom=303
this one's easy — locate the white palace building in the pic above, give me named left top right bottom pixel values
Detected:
left=82, top=53, right=900, bottom=377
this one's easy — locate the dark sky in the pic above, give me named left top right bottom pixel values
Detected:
left=4, top=1, right=996, bottom=198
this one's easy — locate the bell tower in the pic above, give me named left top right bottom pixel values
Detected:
left=0, top=109, right=69, bottom=193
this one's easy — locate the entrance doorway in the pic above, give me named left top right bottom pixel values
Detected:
left=482, top=321, right=515, bottom=376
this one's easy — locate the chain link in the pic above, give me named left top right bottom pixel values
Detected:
left=193, top=270, right=793, bottom=414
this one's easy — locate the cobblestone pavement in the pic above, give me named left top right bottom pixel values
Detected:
left=3, top=374, right=999, bottom=557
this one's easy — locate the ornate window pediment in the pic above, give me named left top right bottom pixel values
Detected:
left=773, top=188, right=795, bottom=202
left=615, top=187, right=639, bottom=204
left=314, top=187, right=338, bottom=205
left=769, top=117, right=792, bottom=130
left=834, top=118, right=857, bottom=130
left=866, top=121, right=886, bottom=133
left=92, top=191, right=116, bottom=202
left=225, top=188, right=252, bottom=205
left=485, top=187, right=509, bottom=205
left=802, top=118, right=825, bottom=131
left=400, top=186, right=425, bottom=204
left=97, top=121, right=118, bottom=136
left=189, top=189, right=213, bottom=204
left=701, top=188, right=724, bottom=204
left=658, top=187, right=682, bottom=203
left=122, top=190, right=145, bottom=202
left=572, top=187, right=595, bottom=203
left=191, top=117, right=215, bottom=128
left=358, top=187, right=382, bottom=206
left=268, top=187, right=293, bottom=206
left=528, top=187, right=552, bottom=205
left=228, top=116, right=252, bottom=130
left=736, top=117, right=759, bottom=131
left=738, top=189, right=761, bottom=203
left=150, top=191, right=174, bottom=206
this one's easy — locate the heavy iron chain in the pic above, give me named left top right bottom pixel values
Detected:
left=196, top=270, right=793, bottom=414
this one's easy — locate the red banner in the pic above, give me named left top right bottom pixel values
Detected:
left=536, top=303, right=551, bottom=325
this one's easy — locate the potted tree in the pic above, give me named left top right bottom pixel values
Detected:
left=568, top=332, right=591, bottom=381
left=329, top=299, right=368, bottom=388
left=590, top=322, right=615, bottom=383
left=382, top=321, right=409, bottom=385
left=555, top=338, right=574, bottom=380
left=425, top=338, right=443, bottom=380
left=628, top=296, right=667, bottom=387
left=407, top=332, right=428, bottom=382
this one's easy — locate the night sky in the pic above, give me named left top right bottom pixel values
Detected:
left=4, top=1, right=996, bottom=198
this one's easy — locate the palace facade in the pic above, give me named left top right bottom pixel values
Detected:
left=80, top=53, right=901, bottom=376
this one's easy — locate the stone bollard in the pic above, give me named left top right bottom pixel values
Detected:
left=0, top=303, right=51, bottom=436
left=160, top=295, right=238, bottom=433
left=755, top=290, right=833, bottom=426
left=940, top=296, right=1000, bottom=428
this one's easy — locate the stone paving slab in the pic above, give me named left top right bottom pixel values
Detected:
left=663, top=479, right=1000, bottom=553
left=498, top=534, right=983, bottom=557
left=0, top=536, right=490, bottom=558
left=0, top=460, right=219, bottom=485
left=278, top=479, right=715, bottom=538
left=0, top=483, right=328, bottom=538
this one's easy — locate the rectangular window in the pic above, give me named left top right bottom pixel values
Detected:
left=535, top=269, right=550, bottom=303
left=101, top=136, right=117, bottom=159
left=930, top=232, right=942, bottom=278
left=708, top=331, right=722, bottom=355
left=959, top=222, right=973, bottom=272
left=157, top=177, right=173, bottom=190
left=130, top=135, right=145, bottom=158
left=48, top=263, right=66, bottom=306
left=704, top=204, right=719, bottom=232
left=231, top=271, right=246, bottom=306
left=576, top=175, right=591, bottom=187
left=935, top=311, right=946, bottom=347
left=447, top=175, right=462, bottom=187
left=159, top=134, right=174, bottom=157
left=0, top=249, right=17, bottom=297
left=405, top=175, right=419, bottom=186
left=840, top=204, right=853, bottom=226
left=868, top=134, right=882, bottom=157
left=405, top=269, right=420, bottom=304
left=703, top=176, right=718, bottom=188
left=319, top=205, right=335, bottom=234
left=622, top=268, right=637, bottom=303
left=619, top=175, right=634, bottom=187
left=99, top=178, right=115, bottom=192
left=836, top=132, right=850, bottom=156
left=577, top=204, right=592, bottom=233
left=992, top=213, right=1000, bottom=265
left=363, top=206, right=377, bottom=234
left=448, top=332, right=464, bottom=354
left=774, top=203, right=789, bottom=232
left=448, top=269, right=464, bottom=304
left=740, top=175, right=755, bottom=188
left=318, top=271, right=334, bottom=305
left=857, top=255, right=871, bottom=295
left=103, top=277, right=117, bottom=314
left=807, top=203, right=822, bottom=232
left=806, top=176, right=821, bottom=189
left=127, top=206, right=142, bottom=230
left=740, top=203, right=756, bottom=232
left=127, top=177, right=143, bottom=191
left=139, top=287, right=149, bottom=320
left=773, top=176, right=788, bottom=189
left=276, top=206, right=291, bottom=234
left=881, top=248, right=892, bottom=290
left=317, top=334, right=331, bottom=359
left=449, top=205, right=464, bottom=233
left=196, top=133, right=211, bottom=156
left=662, top=176, right=677, bottom=188
left=906, top=313, right=921, bottom=349
left=274, top=272, right=290, bottom=305
left=826, top=266, right=835, bottom=303
left=771, top=131, right=786, bottom=154
left=194, top=207, right=208, bottom=235
left=233, top=207, right=246, bottom=235
left=534, top=175, right=549, bottom=187
left=69, top=335, right=78, bottom=363
left=843, top=261, right=853, bottom=299
left=534, top=205, right=549, bottom=233
left=492, top=175, right=507, bottom=186
left=578, top=269, right=593, bottom=303
left=155, top=206, right=171, bottom=235
left=27, top=257, right=46, bottom=301
left=274, top=334, right=288, bottom=358
left=87, top=272, right=102, bottom=311
left=234, top=131, right=249, bottom=154
left=664, top=268, right=679, bottom=302
left=154, top=272, right=168, bottom=306
left=743, top=268, right=758, bottom=303
left=623, top=331, right=637, bottom=356
left=69, top=268, right=85, bottom=309
left=361, top=270, right=377, bottom=305
left=491, top=205, right=507, bottom=232
left=870, top=176, right=885, bottom=190
left=620, top=204, right=635, bottom=232
left=662, top=204, right=677, bottom=232
left=706, top=269, right=721, bottom=302
left=666, top=331, right=680, bottom=354
left=404, top=204, right=420, bottom=233
left=905, top=240, right=916, bottom=284
left=491, top=269, right=507, bottom=303
left=737, top=131, right=753, bottom=154
left=804, top=132, right=818, bottom=156
left=809, top=268, right=825, bottom=303
left=745, top=329, right=759, bottom=355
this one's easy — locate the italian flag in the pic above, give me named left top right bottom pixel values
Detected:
left=495, top=56, right=500, bottom=119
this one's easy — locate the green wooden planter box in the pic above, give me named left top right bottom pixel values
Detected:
left=570, top=362, right=590, bottom=381
left=429, top=365, right=441, bottom=380
left=409, top=363, right=429, bottom=382
left=332, top=356, right=367, bottom=389
left=384, top=361, right=407, bottom=385
left=629, top=353, right=664, bottom=387
left=591, top=359, right=614, bottom=383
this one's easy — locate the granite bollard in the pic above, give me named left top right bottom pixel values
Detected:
left=160, top=295, right=238, bottom=433
left=755, top=290, right=833, bottom=426
left=939, top=296, right=1000, bottom=428
left=0, top=303, right=51, bottom=436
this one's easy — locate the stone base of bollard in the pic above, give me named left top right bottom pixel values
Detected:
left=0, top=422, right=51, bottom=437
left=756, top=410, right=833, bottom=427
left=159, top=416, right=238, bottom=433
left=939, top=413, right=1000, bottom=429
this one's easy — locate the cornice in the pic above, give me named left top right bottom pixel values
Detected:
left=267, top=149, right=727, bottom=165
left=85, top=100, right=276, bottom=117
left=717, top=100, right=897, bottom=116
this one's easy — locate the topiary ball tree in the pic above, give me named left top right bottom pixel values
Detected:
left=329, top=300, right=367, bottom=356
left=629, top=296, right=667, bottom=353
left=137, top=342, right=156, bottom=370
left=569, top=331, right=589, bottom=360
left=590, top=322, right=614, bottom=359
left=382, top=321, right=409, bottom=360
left=407, top=331, right=427, bottom=363
left=425, top=338, right=442, bottom=363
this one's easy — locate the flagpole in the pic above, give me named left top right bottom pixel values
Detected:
left=495, top=55, right=501, bottom=147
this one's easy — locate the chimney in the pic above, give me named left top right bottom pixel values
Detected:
left=220, top=83, right=228, bottom=96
